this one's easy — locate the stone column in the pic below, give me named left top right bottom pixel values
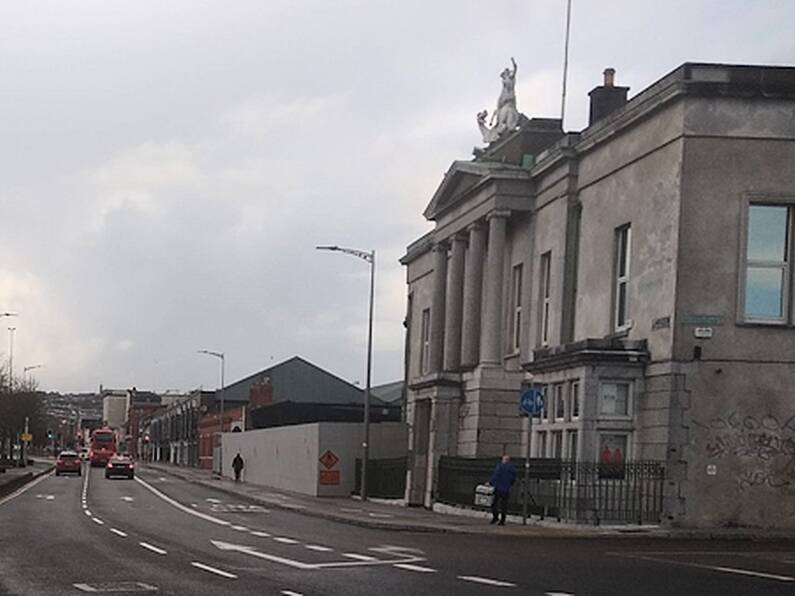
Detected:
left=480, top=210, right=510, bottom=364
left=461, top=222, right=485, bottom=368
left=443, top=234, right=466, bottom=371
left=429, top=241, right=448, bottom=373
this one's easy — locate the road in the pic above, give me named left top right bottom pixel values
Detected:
left=1, top=463, right=794, bottom=595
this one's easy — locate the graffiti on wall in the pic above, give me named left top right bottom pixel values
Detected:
left=697, top=411, right=795, bottom=491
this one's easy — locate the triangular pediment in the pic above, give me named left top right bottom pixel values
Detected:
left=423, top=160, right=527, bottom=220
left=422, top=161, right=493, bottom=220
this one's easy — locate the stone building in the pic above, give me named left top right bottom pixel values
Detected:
left=401, top=62, right=795, bottom=528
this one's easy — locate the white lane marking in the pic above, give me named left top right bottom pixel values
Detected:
left=394, top=563, right=437, bottom=573
left=139, top=542, right=167, bottom=555
left=73, top=584, right=98, bottom=592
left=82, top=503, right=87, bottom=509
left=304, top=545, right=333, bottom=552
left=135, top=476, right=231, bottom=527
left=84, top=510, right=92, bottom=516
left=458, top=575, right=517, bottom=587
left=614, top=553, right=794, bottom=583
left=92, top=517, right=104, bottom=525
left=110, top=528, right=128, bottom=537
left=212, top=539, right=313, bottom=570
left=0, top=471, right=52, bottom=507
left=546, top=593, right=575, bottom=595
left=231, top=525, right=249, bottom=532
left=281, top=591, right=303, bottom=596
left=45, top=495, right=55, bottom=500
left=190, top=561, right=238, bottom=579
left=343, top=553, right=377, bottom=561
left=367, top=512, right=393, bottom=518
left=273, top=537, right=299, bottom=544
left=205, top=498, right=221, bottom=503
left=121, top=496, right=134, bottom=502
left=251, top=531, right=272, bottom=537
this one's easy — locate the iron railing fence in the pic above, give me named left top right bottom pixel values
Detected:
left=436, top=456, right=665, bottom=525
left=354, top=456, right=407, bottom=499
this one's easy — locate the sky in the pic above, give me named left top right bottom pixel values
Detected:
left=0, top=1, right=792, bottom=393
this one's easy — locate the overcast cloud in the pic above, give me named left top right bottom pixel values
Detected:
left=0, top=1, right=792, bottom=393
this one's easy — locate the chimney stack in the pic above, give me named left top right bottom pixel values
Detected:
left=588, top=67, right=629, bottom=126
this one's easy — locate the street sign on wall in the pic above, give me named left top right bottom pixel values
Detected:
left=519, top=387, right=544, bottom=417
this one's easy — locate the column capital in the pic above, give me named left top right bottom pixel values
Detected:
left=486, top=209, right=511, bottom=221
left=466, top=220, right=486, bottom=233
left=450, top=232, right=468, bottom=244
left=432, top=240, right=449, bottom=253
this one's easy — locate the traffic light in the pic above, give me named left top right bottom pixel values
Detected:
left=47, top=429, right=53, bottom=441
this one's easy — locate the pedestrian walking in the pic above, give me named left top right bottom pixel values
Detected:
left=232, top=452, right=244, bottom=482
left=489, top=454, right=516, bottom=526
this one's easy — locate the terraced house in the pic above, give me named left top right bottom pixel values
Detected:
left=401, top=62, right=795, bottom=528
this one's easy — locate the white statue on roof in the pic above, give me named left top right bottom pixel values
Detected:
left=477, top=57, right=520, bottom=144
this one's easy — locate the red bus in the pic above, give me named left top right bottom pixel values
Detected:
left=89, top=428, right=117, bottom=467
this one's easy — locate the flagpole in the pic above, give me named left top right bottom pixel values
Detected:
left=560, top=0, right=573, bottom=125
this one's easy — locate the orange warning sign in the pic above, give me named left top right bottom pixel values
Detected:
left=319, top=449, right=339, bottom=470
left=319, top=470, right=340, bottom=485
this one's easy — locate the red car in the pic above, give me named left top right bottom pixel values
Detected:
left=105, top=455, right=135, bottom=479
left=55, top=450, right=82, bottom=476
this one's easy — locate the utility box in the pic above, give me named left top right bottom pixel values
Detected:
left=474, top=483, right=494, bottom=507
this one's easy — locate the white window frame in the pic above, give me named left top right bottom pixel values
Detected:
left=598, top=381, right=632, bottom=418
left=536, top=431, right=547, bottom=457
left=539, top=252, right=552, bottom=346
left=569, top=380, right=580, bottom=420
left=510, top=263, right=523, bottom=353
left=741, top=201, right=792, bottom=324
left=420, top=308, right=431, bottom=375
left=554, top=384, right=565, bottom=421
left=614, top=224, right=632, bottom=331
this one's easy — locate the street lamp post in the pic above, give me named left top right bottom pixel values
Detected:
left=7, top=327, right=16, bottom=391
left=23, top=364, right=43, bottom=385
left=316, top=245, right=375, bottom=501
left=198, top=349, right=225, bottom=476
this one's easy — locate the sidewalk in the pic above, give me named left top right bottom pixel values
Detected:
left=143, top=462, right=652, bottom=538
left=0, top=457, right=54, bottom=499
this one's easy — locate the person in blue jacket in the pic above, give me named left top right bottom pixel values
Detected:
left=490, top=454, right=516, bottom=525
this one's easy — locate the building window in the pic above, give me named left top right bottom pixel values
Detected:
left=599, top=433, right=628, bottom=465
left=552, top=431, right=563, bottom=460
left=542, top=385, right=549, bottom=420
left=744, top=204, right=790, bottom=322
left=569, top=381, right=580, bottom=419
left=614, top=224, right=631, bottom=330
left=420, top=308, right=431, bottom=374
left=510, top=263, right=523, bottom=352
left=568, top=431, right=578, bottom=461
left=539, top=251, right=552, bottom=346
left=554, top=384, right=565, bottom=420
left=599, top=382, right=630, bottom=416
left=537, top=431, right=547, bottom=457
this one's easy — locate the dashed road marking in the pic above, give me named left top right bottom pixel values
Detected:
left=135, top=477, right=231, bottom=527
left=205, top=498, right=221, bottom=504
left=458, top=575, right=517, bottom=587
left=191, top=561, right=238, bottom=579
left=139, top=542, right=167, bottom=555
left=611, top=553, right=794, bottom=583
left=84, top=509, right=92, bottom=517
left=281, top=591, right=303, bottom=596
left=304, top=545, right=333, bottom=552
left=110, top=528, right=128, bottom=537
left=273, top=537, right=299, bottom=544
left=343, top=553, right=377, bottom=561
left=231, top=525, right=249, bottom=532
left=394, top=563, right=437, bottom=573
left=546, top=592, right=575, bottom=595
left=251, top=531, right=272, bottom=537
left=121, top=496, right=134, bottom=502
left=92, top=517, right=104, bottom=525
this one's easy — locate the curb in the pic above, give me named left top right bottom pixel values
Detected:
left=0, top=464, right=54, bottom=499
left=143, top=464, right=795, bottom=541
left=144, top=464, right=496, bottom=534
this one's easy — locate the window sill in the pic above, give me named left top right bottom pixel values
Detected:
left=736, top=319, right=789, bottom=328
